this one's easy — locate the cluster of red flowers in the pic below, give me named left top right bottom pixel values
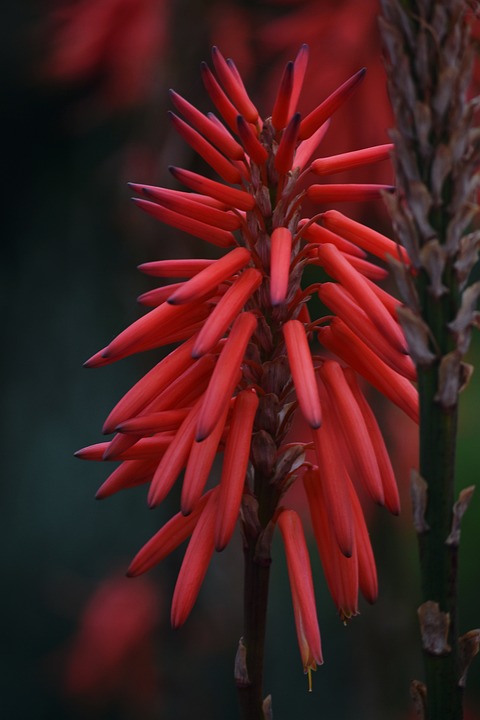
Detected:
left=78, top=45, right=418, bottom=680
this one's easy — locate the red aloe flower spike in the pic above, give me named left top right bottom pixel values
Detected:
left=181, top=401, right=231, bottom=515
left=318, top=319, right=419, bottom=423
left=274, top=113, right=301, bottom=176
left=299, top=67, right=366, bottom=141
left=271, top=61, right=294, bottom=131
left=96, top=459, right=160, bottom=500
left=138, top=258, right=216, bottom=278
left=211, top=47, right=259, bottom=124
left=192, top=268, right=263, bottom=358
left=131, top=185, right=242, bottom=231
left=277, top=509, right=323, bottom=679
left=307, top=183, right=394, bottom=204
left=311, top=415, right=354, bottom=557
left=319, top=360, right=384, bottom=505
left=132, top=197, right=236, bottom=248
left=169, top=89, right=245, bottom=160
left=115, top=409, right=190, bottom=435
left=311, top=144, right=394, bottom=176
left=196, top=311, right=257, bottom=441
left=344, top=368, right=400, bottom=515
left=167, top=247, right=251, bottom=305
left=303, top=467, right=359, bottom=621
left=283, top=320, right=322, bottom=428
left=288, top=44, right=309, bottom=118
left=215, top=389, right=259, bottom=551
left=298, top=219, right=366, bottom=258
left=316, top=242, right=407, bottom=353
left=102, top=336, right=198, bottom=433
left=170, top=166, right=255, bottom=211
left=127, top=490, right=214, bottom=577
left=148, top=400, right=203, bottom=508
left=171, top=489, right=219, bottom=628
left=348, top=477, right=378, bottom=604
left=200, top=62, right=242, bottom=133
left=236, top=116, right=268, bottom=165
left=322, top=209, right=411, bottom=265
left=270, top=228, right=292, bottom=306
left=294, top=120, right=331, bottom=171
left=317, top=283, right=417, bottom=380
left=169, top=112, right=243, bottom=184
left=102, top=301, right=209, bottom=362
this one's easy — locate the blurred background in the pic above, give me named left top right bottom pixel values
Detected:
left=1, top=1, right=479, bottom=718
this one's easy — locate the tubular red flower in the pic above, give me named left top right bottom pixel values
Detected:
left=270, top=228, right=292, bottom=305
left=138, top=258, right=216, bottom=278
left=283, top=319, right=322, bottom=428
left=299, top=68, right=366, bottom=140
left=101, top=336, right=198, bottom=433
left=289, top=44, right=309, bottom=118
left=272, top=61, right=295, bottom=131
left=169, top=112, right=243, bottom=184
left=215, top=389, right=259, bottom=550
left=200, top=62, right=243, bottom=133
left=303, top=467, right=359, bottom=620
left=236, top=115, right=268, bottom=165
left=169, top=89, right=245, bottom=160
left=181, top=402, right=230, bottom=515
left=196, top=312, right=257, bottom=441
left=319, top=360, right=384, bottom=505
left=311, top=413, right=354, bottom=558
left=171, top=489, right=219, bottom=628
left=192, top=268, right=262, bottom=357
left=127, top=490, right=214, bottom=577
left=299, top=219, right=366, bottom=257
left=131, top=185, right=242, bottom=231
left=278, top=509, right=323, bottom=676
left=274, top=113, right=301, bottom=175
left=317, top=283, right=416, bottom=380
left=318, top=319, right=419, bottom=422
left=132, top=197, right=236, bottom=248
left=322, top=209, right=411, bottom=265
left=311, top=144, right=394, bottom=175
left=148, top=400, right=203, bottom=508
left=167, top=247, right=251, bottom=305
left=211, top=47, right=259, bottom=124
left=170, top=166, right=255, bottom=211
left=316, top=242, right=407, bottom=353
left=344, top=368, right=400, bottom=515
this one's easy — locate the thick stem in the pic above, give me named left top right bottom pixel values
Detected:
left=417, top=366, right=462, bottom=719
left=415, top=263, right=462, bottom=720
left=236, top=541, right=271, bottom=720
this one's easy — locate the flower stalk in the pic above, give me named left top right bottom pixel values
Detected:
left=380, top=2, right=480, bottom=717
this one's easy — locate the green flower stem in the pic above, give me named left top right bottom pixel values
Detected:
left=416, top=265, right=462, bottom=720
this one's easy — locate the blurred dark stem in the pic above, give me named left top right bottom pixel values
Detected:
left=237, top=541, right=271, bottom=720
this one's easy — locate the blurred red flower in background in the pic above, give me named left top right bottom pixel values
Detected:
left=65, top=575, right=160, bottom=711
left=43, top=0, right=169, bottom=115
